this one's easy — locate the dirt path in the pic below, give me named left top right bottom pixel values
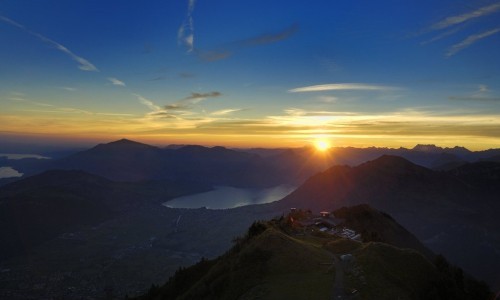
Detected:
left=332, top=254, right=348, bottom=299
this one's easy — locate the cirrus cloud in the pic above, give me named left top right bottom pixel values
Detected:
left=288, top=83, right=398, bottom=93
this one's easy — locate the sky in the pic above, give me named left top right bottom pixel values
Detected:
left=1, top=0, right=500, bottom=150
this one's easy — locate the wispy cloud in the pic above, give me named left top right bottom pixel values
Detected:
left=163, top=91, right=222, bottom=110
left=430, top=3, right=500, bottom=30
left=289, top=83, right=398, bottom=93
left=96, top=112, right=135, bottom=117
left=149, top=76, right=166, bottom=81
left=317, top=95, right=338, bottom=103
left=183, top=91, right=221, bottom=102
left=449, top=84, right=500, bottom=101
left=211, top=108, right=245, bottom=116
left=10, top=101, right=93, bottom=115
left=196, top=50, right=233, bottom=62
left=195, top=23, right=299, bottom=62
left=9, top=97, right=53, bottom=107
left=0, top=15, right=98, bottom=71
left=107, top=77, right=126, bottom=87
left=58, top=86, right=77, bottom=92
left=178, top=0, right=196, bottom=53
left=236, top=23, right=299, bottom=47
left=283, top=108, right=357, bottom=117
left=58, top=107, right=92, bottom=115
left=134, top=94, right=161, bottom=111
left=446, top=28, right=500, bottom=57
left=449, top=95, right=500, bottom=102
left=8, top=95, right=99, bottom=114
left=420, top=26, right=464, bottom=45
left=179, top=72, right=195, bottom=78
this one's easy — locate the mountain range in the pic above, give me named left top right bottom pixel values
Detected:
left=1, top=139, right=499, bottom=298
left=3, top=139, right=500, bottom=188
left=275, top=155, right=500, bottom=291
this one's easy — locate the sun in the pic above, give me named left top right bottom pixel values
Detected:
left=314, top=139, right=331, bottom=152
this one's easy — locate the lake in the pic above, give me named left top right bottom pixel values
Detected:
left=0, top=153, right=50, bottom=160
left=163, top=184, right=296, bottom=209
left=0, top=167, right=23, bottom=179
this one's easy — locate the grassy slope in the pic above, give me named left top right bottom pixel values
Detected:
left=139, top=215, right=492, bottom=300
left=353, top=242, right=439, bottom=299
left=177, top=225, right=334, bottom=300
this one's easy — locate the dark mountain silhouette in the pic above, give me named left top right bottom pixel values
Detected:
left=275, top=155, right=500, bottom=290
left=5, top=139, right=500, bottom=187
left=56, top=139, right=166, bottom=181
left=481, top=154, right=500, bottom=162
left=445, top=161, right=500, bottom=194
left=137, top=207, right=491, bottom=300
left=51, top=139, right=327, bottom=187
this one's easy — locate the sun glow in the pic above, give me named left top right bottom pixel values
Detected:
left=314, top=139, right=331, bottom=151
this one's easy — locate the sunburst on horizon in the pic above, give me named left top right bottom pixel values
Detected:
left=313, top=139, right=331, bottom=152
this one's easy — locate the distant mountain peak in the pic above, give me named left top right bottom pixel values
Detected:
left=92, top=138, right=158, bottom=151
left=107, top=138, right=147, bottom=146
left=412, top=144, right=471, bottom=155
left=412, top=144, right=443, bottom=152
left=364, top=154, right=419, bottom=167
left=359, top=155, right=432, bottom=176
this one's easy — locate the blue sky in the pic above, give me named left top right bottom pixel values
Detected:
left=1, top=0, right=500, bottom=149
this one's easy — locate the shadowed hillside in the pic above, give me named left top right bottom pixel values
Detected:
left=0, top=170, right=210, bottom=260
left=275, top=155, right=500, bottom=290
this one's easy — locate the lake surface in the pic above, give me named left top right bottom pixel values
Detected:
left=0, top=167, right=23, bottom=179
left=163, top=184, right=296, bottom=209
left=0, top=153, right=50, bottom=160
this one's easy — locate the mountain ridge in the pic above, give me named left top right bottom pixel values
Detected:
left=274, top=155, right=500, bottom=290
left=136, top=205, right=491, bottom=299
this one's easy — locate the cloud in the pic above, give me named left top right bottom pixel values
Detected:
left=163, top=91, right=221, bottom=110
left=236, top=23, right=299, bottom=47
left=107, top=77, right=126, bottom=87
left=59, top=86, right=77, bottom=92
left=0, top=15, right=98, bottom=72
left=430, top=3, right=500, bottom=31
left=58, top=107, right=92, bottom=115
left=8, top=95, right=101, bottom=115
left=479, top=84, right=489, bottom=93
left=317, top=95, right=338, bottom=103
left=149, top=76, right=167, bottom=81
left=183, top=91, right=221, bottom=102
left=283, top=108, right=357, bottom=117
left=449, top=95, right=500, bottom=101
left=9, top=97, right=53, bottom=107
left=211, top=108, right=245, bottom=116
left=421, top=26, right=464, bottom=45
left=196, top=50, right=233, bottom=62
left=194, top=23, right=298, bottom=62
left=179, top=72, right=195, bottom=78
left=96, top=113, right=135, bottom=116
left=147, top=111, right=179, bottom=119
left=178, top=0, right=196, bottom=53
left=134, top=94, right=161, bottom=111
left=449, top=84, right=500, bottom=101
left=446, top=28, right=500, bottom=57
left=289, top=83, right=398, bottom=93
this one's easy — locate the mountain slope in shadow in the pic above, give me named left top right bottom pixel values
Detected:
left=275, top=155, right=500, bottom=291
left=136, top=206, right=491, bottom=300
